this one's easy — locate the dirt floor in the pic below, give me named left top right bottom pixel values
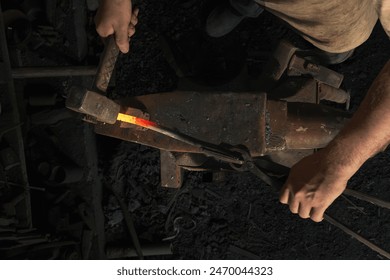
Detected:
left=94, top=0, right=390, bottom=260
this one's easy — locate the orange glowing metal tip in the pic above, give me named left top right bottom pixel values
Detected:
left=117, top=113, right=156, bottom=128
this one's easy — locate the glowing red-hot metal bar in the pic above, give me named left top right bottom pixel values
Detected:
left=116, top=113, right=244, bottom=165
left=117, top=113, right=157, bottom=128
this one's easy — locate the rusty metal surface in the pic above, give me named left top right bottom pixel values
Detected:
left=265, top=40, right=297, bottom=81
left=160, top=151, right=184, bottom=188
left=288, top=55, right=344, bottom=88
left=175, top=153, right=235, bottom=172
left=66, top=87, right=120, bottom=124
left=95, top=91, right=268, bottom=157
left=318, top=83, right=350, bottom=109
left=270, top=78, right=318, bottom=103
left=265, top=150, right=314, bottom=168
left=270, top=77, right=350, bottom=107
left=265, top=100, right=287, bottom=151
left=175, top=153, right=209, bottom=168
left=266, top=99, right=348, bottom=151
left=284, top=102, right=348, bottom=149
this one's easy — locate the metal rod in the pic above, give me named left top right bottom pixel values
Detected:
left=117, top=113, right=244, bottom=165
left=142, top=123, right=244, bottom=164
left=0, top=2, right=32, bottom=229
left=108, top=186, right=144, bottom=260
left=11, top=66, right=97, bottom=79
left=324, top=214, right=390, bottom=259
left=343, top=189, right=390, bottom=210
left=106, top=244, right=172, bottom=259
left=0, top=180, right=45, bottom=191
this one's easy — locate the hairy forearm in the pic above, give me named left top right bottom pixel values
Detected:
left=323, top=59, right=390, bottom=176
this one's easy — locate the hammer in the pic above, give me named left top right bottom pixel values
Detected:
left=66, top=35, right=121, bottom=124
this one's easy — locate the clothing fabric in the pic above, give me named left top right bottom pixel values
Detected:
left=254, top=0, right=389, bottom=52
left=230, top=0, right=264, bottom=17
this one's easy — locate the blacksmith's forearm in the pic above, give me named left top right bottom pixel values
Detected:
left=324, top=59, right=390, bottom=175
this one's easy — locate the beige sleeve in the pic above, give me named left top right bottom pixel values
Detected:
left=255, top=0, right=378, bottom=52
left=378, top=0, right=390, bottom=37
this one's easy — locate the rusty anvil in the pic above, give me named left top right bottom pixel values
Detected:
left=66, top=37, right=350, bottom=188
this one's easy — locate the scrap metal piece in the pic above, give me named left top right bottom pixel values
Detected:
left=66, top=87, right=120, bottom=124
left=2, top=9, right=32, bottom=47
left=318, top=83, right=350, bottom=109
left=263, top=40, right=298, bottom=81
left=288, top=55, right=344, bottom=88
left=108, top=185, right=143, bottom=260
left=258, top=40, right=298, bottom=91
left=271, top=78, right=350, bottom=107
left=48, top=165, right=84, bottom=185
left=10, top=66, right=96, bottom=79
left=2, top=193, right=30, bottom=228
left=0, top=147, right=21, bottom=170
left=106, top=244, right=172, bottom=259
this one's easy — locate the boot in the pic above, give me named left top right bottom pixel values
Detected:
left=297, top=49, right=355, bottom=65
left=206, top=0, right=263, bottom=38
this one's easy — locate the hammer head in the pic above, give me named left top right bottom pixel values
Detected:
left=66, top=86, right=120, bottom=124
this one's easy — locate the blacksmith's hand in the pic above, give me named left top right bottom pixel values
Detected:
left=279, top=149, right=350, bottom=222
left=95, top=0, right=139, bottom=53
